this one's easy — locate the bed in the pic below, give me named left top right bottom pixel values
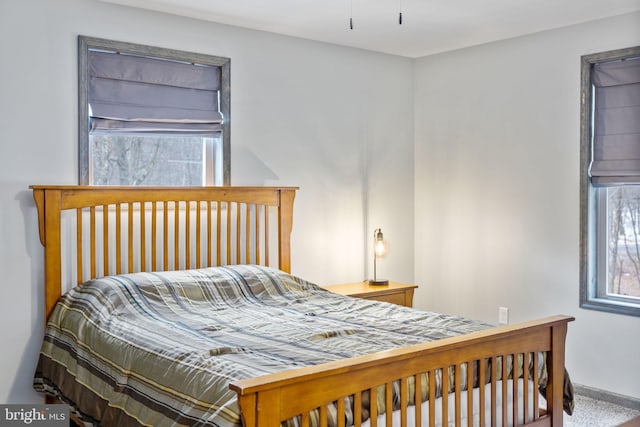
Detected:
left=31, top=185, right=574, bottom=427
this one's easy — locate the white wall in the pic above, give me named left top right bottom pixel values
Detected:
left=0, top=0, right=414, bottom=403
left=3, top=0, right=638, bottom=407
left=414, top=12, right=640, bottom=399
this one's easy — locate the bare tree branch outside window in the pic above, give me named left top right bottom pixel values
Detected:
left=91, top=135, right=212, bottom=186
left=607, top=187, right=640, bottom=297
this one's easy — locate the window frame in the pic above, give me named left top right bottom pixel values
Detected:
left=579, top=45, right=640, bottom=317
left=78, top=35, right=231, bottom=186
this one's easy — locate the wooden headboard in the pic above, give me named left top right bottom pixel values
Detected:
left=31, top=186, right=297, bottom=319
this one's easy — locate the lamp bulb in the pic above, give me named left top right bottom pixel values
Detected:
left=374, top=227, right=386, bottom=257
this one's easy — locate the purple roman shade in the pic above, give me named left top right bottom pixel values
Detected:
left=88, top=50, right=222, bottom=135
left=590, top=56, right=640, bottom=186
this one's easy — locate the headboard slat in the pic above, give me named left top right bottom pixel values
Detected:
left=195, top=201, right=201, bottom=269
left=102, top=204, right=109, bottom=277
left=226, top=202, right=232, bottom=264
left=174, top=200, right=180, bottom=271
left=128, top=202, right=134, bottom=274
left=236, top=203, right=241, bottom=264
left=245, top=204, right=251, bottom=264
left=256, top=205, right=261, bottom=266
left=151, top=201, right=157, bottom=272
left=76, top=208, right=83, bottom=285
left=115, top=203, right=122, bottom=275
left=140, top=202, right=146, bottom=272
left=265, top=206, right=270, bottom=267
left=90, top=206, right=96, bottom=279
left=216, top=201, right=221, bottom=266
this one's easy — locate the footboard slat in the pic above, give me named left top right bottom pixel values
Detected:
left=523, top=352, right=530, bottom=423
left=337, top=398, right=346, bottom=427
left=513, top=353, right=519, bottom=426
left=300, top=412, right=310, bottom=427
left=400, top=377, right=409, bottom=427
left=353, top=392, right=362, bottom=427
left=491, top=355, right=497, bottom=427
left=533, top=352, right=540, bottom=421
left=455, top=363, right=462, bottom=426
left=428, top=369, right=436, bottom=427
left=479, top=358, right=486, bottom=427
left=370, top=387, right=378, bottom=427
left=466, top=361, right=473, bottom=427
left=442, top=368, right=449, bottom=427
left=501, top=354, right=508, bottom=427
left=232, top=315, right=572, bottom=427
left=413, top=373, right=422, bottom=427
left=319, top=405, right=327, bottom=427
left=385, top=382, right=393, bottom=427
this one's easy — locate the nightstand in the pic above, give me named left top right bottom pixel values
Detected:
left=321, top=281, right=418, bottom=308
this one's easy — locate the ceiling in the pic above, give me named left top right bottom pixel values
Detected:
left=98, top=0, right=640, bottom=58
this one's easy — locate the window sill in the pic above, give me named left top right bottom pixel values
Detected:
left=580, top=298, right=640, bottom=317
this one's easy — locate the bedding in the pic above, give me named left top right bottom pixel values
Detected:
left=33, top=265, right=571, bottom=427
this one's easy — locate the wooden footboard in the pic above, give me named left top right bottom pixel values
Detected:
left=230, top=315, right=573, bottom=427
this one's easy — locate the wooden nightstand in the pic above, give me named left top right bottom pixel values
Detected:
left=321, top=281, right=418, bottom=308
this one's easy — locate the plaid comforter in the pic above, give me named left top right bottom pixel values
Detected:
left=33, top=265, right=567, bottom=426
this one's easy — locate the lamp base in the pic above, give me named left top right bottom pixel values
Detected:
left=367, top=279, right=389, bottom=286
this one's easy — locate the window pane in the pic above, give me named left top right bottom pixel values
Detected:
left=90, top=134, right=214, bottom=186
left=607, top=186, right=640, bottom=299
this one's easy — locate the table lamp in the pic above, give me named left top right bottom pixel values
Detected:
left=368, top=228, right=388, bottom=285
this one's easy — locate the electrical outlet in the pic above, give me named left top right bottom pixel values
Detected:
left=498, top=307, right=509, bottom=325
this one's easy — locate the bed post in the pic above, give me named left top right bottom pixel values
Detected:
left=32, top=187, right=64, bottom=320
left=278, top=188, right=296, bottom=273
left=547, top=320, right=569, bottom=425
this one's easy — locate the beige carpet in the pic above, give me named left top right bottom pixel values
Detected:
left=564, top=394, right=640, bottom=427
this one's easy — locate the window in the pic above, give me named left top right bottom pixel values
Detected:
left=580, top=45, right=640, bottom=316
left=78, top=36, right=230, bottom=185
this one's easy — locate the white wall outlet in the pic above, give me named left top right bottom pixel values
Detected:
left=498, top=306, right=509, bottom=325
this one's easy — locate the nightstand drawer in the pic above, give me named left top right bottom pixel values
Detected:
left=322, top=281, right=418, bottom=308
left=368, top=292, right=408, bottom=306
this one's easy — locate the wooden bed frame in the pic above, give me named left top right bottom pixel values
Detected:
left=32, top=185, right=573, bottom=427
